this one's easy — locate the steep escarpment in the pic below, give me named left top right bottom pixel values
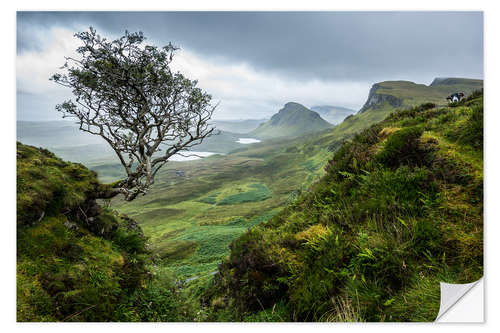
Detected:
left=329, top=79, right=483, bottom=148
left=360, top=78, right=483, bottom=114
left=17, top=143, right=149, bottom=321
left=358, top=83, right=403, bottom=113
left=205, top=91, right=483, bottom=322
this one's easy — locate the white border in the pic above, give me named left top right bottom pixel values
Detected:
left=4, top=1, right=499, bottom=332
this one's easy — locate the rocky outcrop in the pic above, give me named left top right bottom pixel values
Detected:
left=359, top=84, right=403, bottom=113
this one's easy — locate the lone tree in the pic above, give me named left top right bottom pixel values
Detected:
left=51, top=28, right=216, bottom=201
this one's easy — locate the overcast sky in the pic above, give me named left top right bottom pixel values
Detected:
left=16, top=11, right=483, bottom=121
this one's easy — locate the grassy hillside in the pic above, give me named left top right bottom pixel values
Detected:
left=16, top=143, right=154, bottom=321
left=359, top=78, right=482, bottom=114
left=251, top=102, right=332, bottom=139
left=330, top=78, right=483, bottom=145
left=107, top=83, right=482, bottom=282
left=205, top=91, right=483, bottom=322
left=110, top=131, right=337, bottom=279
left=18, top=79, right=482, bottom=322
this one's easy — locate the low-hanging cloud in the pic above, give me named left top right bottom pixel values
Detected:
left=170, top=48, right=369, bottom=119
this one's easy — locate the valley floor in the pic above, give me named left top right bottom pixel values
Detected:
left=110, top=136, right=331, bottom=279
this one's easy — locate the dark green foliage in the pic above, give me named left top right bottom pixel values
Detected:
left=451, top=100, right=483, bottom=149
left=198, top=195, right=217, bottom=205
left=16, top=142, right=99, bottom=226
left=376, top=126, right=424, bottom=167
left=214, top=229, right=289, bottom=313
left=217, top=183, right=272, bottom=205
left=114, top=270, right=189, bottom=322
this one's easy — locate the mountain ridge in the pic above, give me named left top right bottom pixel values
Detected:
left=359, top=77, right=483, bottom=114
left=310, top=105, right=357, bottom=125
left=250, top=102, right=332, bottom=139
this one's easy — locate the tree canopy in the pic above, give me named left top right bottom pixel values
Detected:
left=51, top=27, right=217, bottom=201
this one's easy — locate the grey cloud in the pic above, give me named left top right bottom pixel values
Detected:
left=17, top=11, right=483, bottom=82
left=16, top=11, right=483, bottom=121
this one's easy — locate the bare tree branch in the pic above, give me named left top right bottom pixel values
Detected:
left=50, top=27, right=217, bottom=201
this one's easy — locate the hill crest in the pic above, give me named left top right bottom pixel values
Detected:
left=359, top=78, right=483, bottom=114
left=310, top=105, right=357, bottom=125
left=251, top=102, right=332, bottom=139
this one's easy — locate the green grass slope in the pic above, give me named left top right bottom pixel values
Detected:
left=106, top=82, right=481, bottom=282
left=16, top=143, right=150, bottom=321
left=206, top=91, right=483, bottom=322
left=110, top=130, right=337, bottom=279
left=251, top=102, right=332, bottom=139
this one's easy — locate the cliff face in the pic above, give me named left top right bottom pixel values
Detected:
left=358, top=84, right=403, bottom=113
left=358, top=78, right=483, bottom=115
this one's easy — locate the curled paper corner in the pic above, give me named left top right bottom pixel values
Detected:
left=435, top=277, right=484, bottom=323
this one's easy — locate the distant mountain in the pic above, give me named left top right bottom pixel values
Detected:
left=329, top=77, right=483, bottom=143
left=16, top=120, right=261, bottom=165
left=250, top=102, right=332, bottom=139
left=429, top=77, right=484, bottom=88
left=310, top=105, right=356, bottom=125
left=17, top=120, right=105, bottom=148
left=211, top=119, right=268, bottom=134
left=17, top=120, right=116, bottom=164
left=359, top=78, right=483, bottom=114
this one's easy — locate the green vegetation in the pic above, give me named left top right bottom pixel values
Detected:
left=345, top=79, right=483, bottom=140
left=111, top=141, right=331, bottom=279
left=217, top=183, right=272, bottom=205
left=16, top=143, right=151, bottom=321
left=17, top=78, right=483, bottom=322
left=363, top=79, right=482, bottom=111
left=206, top=92, right=483, bottom=322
